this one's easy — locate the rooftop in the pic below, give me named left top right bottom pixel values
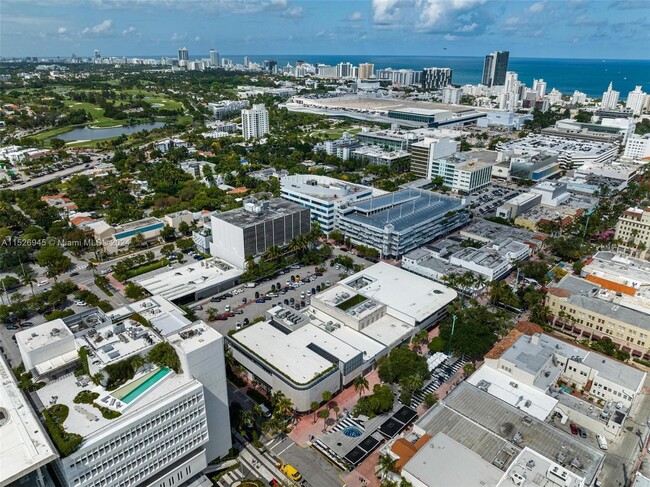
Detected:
left=16, top=318, right=74, bottom=352
left=166, top=321, right=223, bottom=355
left=116, top=216, right=163, bottom=232
left=403, top=432, right=504, bottom=487
left=280, top=174, right=371, bottom=202
left=583, top=251, right=650, bottom=291
left=500, top=134, right=617, bottom=157
left=336, top=262, right=457, bottom=324
left=213, top=198, right=307, bottom=228
left=460, top=220, right=544, bottom=246
left=415, top=382, right=604, bottom=486
left=35, top=368, right=200, bottom=441
left=340, top=188, right=466, bottom=233
left=136, top=257, right=242, bottom=302
left=500, top=447, right=585, bottom=487
left=230, top=322, right=361, bottom=385
left=467, top=365, right=559, bottom=421
left=108, top=296, right=190, bottom=337
left=0, top=355, right=58, bottom=485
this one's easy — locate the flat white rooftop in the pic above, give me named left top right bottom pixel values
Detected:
left=0, top=355, right=58, bottom=485
left=166, top=321, right=223, bottom=355
left=360, top=315, right=415, bottom=347
left=403, top=432, right=504, bottom=487
left=499, top=447, right=584, bottom=487
left=15, top=318, right=73, bottom=352
left=109, top=295, right=191, bottom=336
left=339, top=262, right=457, bottom=324
left=231, top=322, right=361, bottom=385
left=467, top=365, right=558, bottom=421
left=136, top=257, right=242, bottom=302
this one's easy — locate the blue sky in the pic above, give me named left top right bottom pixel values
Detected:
left=1, top=0, right=649, bottom=59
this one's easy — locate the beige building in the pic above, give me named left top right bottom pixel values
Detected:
left=546, top=275, right=650, bottom=360
left=615, top=207, right=650, bottom=259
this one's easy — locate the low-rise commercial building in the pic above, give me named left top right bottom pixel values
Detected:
left=163, top=209, right=193, bottom=230
left=351, top=146, right=410, bottom=167
left=428, top=150, right=497, bottom=194
left=88, top=217, right=165, bottom=255
left=336, top=188, right=470, bottom=258
left=547, top=275, right=650, bottom=359
left=356, top=128, right=424, bottom=151
left=498, top=134, right=618, bottom=170
left=228, top=263, right=456, bottom=411
left=280, top=175, right=372, bottom=233
left=209, top=198, right=311, bottom=268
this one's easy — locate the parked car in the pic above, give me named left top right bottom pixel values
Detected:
left=233, top=309, right=243, bottom=315
left=243, top=318, right=250, bottom=326
left=578, top=427, right=587, bottom=438
left=236, top=322, right=242, bottom=330
left=75, top=301, right=86, bottom=307
left=570, top=423, right=578, bottom=435
left=37, top=280, right=49, bottom=287
left=70, top=271, right=79, bottom=277
left=210, top=296, right=222, bottom=302
left=256, top=298, right=265, bottom=304
left=23, top=322, right=34, bottom=327
left=6, top=325, right=18, bottom=330
left=193, top=305, right=203, bottom=311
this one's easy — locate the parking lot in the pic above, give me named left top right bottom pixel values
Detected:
left=191, top=251, right=368, bottom=338
left=469, top=184, right=525, bottom=216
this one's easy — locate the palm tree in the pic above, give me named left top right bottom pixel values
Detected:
left=272, top=391, right=294, bottom=419
left=310, top=401, right=320, bottom=424
left=321, top=390, right=333, bottom=408
left=317, top=408, right=330, bottom=432
left=250, top=404, right=263, bottom=421
left=353, top=375, right=370, bottom=398
left=87, top=261, right=97, bottom=276
left=333, top=405, right=340, bottom=421
left=264, top=245, right=283, bottom=262
left=18, top=264, right=35, bottom=297
left=377, top=454, right=397, bottom=477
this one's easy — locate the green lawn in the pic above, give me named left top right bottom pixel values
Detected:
left=310, top=126, right=362, bottom=140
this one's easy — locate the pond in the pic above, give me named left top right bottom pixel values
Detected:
left=52, top=122, right=166, bottom=141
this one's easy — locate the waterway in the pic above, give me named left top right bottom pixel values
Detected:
left=53, top=122, right=166, bottom=141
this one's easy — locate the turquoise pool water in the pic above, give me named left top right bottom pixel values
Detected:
left=121, top=368, right=171, bottom=404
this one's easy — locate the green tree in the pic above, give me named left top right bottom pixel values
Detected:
left=178, top=221, right=191, bottom=236
left=317, top=408, right=330, bottom=431
left=36, top=246, right=72, bottom=280
left=353, top=375, right=370, bottom=398
left=160, top=225, right=176, bottom=242
left=124, top=282, right=147, bottom=300
left=423, top=392, right=439, bottom=409
left=377, top=346, right=429, bottom=384
left=310, top=401, right=320, bottom=424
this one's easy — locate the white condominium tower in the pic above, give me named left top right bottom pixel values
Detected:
left=241, top=104, right=270, bottom=140
left=601, top=82, right=620, bottom=109
left=626, top=86, right=646, bottom=115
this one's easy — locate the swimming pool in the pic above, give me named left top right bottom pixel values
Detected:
left=113, top=368, right=171, bottom=404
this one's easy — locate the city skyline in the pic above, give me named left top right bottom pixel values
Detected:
left=2, top=0, right=649, bottom=60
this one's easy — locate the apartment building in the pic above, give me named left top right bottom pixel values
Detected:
left=241, top=104, right=269, bottom=140
left=624, top=134, right=650, bottom=160
left=428, top=150, right=496, bottom=193
left=279, top=174, right=372, bottom=232
left=15, top=306, right=231, bottom=487
left=614, top=206, right=650, bottom=259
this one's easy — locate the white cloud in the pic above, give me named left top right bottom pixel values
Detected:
left=456, top=22, right=478, bottom=32
left=58, top=26, right=68, bottom=34
left=194, top=36, right=201, bottom=41
left=443, top=34, right=458, bottom=40
left=372, top=0, right=408, bottom=24
left=281, top=6, right=303, bottom=18
left=529, top=2, right=545, bottom=13
left=347, top=11, right=363, bottom=21
left=416, top=0, right=486, bottom=31
left=122, top=26, right=137, bottom=36
left=81, top=19, right=112, bottom=35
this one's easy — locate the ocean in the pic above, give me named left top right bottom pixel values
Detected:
left=199, top=54, right=650, bottom=99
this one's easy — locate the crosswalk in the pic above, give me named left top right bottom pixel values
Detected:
left=329, top=416, right=365, bottom=434
left=410, top=355, right=469, bottom=408
left=214, top=442, right=285, bottom=487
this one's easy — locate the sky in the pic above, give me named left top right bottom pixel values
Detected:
left=1, top=0, right=649, bottom=59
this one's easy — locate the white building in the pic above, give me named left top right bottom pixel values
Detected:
left=409, top=136, right=459, bottom=179
left=626, top=86, right=646, bottom=115
left=16, top=308, right=231, bottom=487
left=209, top=198, right=311, bottom=268
left=601, top=82, right=620, bottom=109
left=241, top=103, right=269, bottom=140
left=624, top=134, right=650, bottom=160
left=441, top=87, right=462, bottom=105
left=428, top=150, right=496, bottom=194
left=571, top=90, right=587, bottom=105
left=280, top=174, right=373, bottom=232
left=0, top=355, right=58, bottom=487
left=228, top=263, right=457, bottom=411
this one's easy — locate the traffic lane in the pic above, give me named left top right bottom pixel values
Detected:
left=270, top=436, right=343, bottom=487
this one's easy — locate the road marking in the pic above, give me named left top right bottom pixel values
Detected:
left=277, top=442, right=294, bottom=456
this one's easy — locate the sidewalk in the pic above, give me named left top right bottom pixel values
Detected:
left=289, top=369, right=382, bottom=446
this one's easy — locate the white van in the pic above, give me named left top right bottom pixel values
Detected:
left=596, top=434, right=608, bottom=450
left=260, top=404, right=272, bottom=418
left=244, top=282, right=257, bottom=288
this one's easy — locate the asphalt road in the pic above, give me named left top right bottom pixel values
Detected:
left=269, top=435, right=343, bottom=487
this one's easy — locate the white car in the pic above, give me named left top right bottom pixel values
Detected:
left=37, top=280, right=49, bottom=287
left=75, top=301, right=87, bottom=307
